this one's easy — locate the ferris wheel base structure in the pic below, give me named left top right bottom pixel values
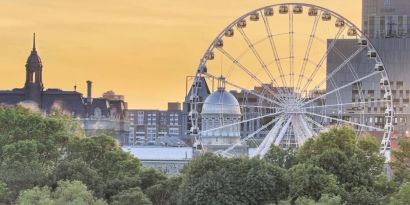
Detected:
left=188, top=3, right=394, bottom=160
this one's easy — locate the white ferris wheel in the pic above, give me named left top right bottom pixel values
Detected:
left=188, top=3, right=394, bottom=158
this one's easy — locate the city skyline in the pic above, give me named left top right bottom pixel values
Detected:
left=0, top=0, right=361, bottom=109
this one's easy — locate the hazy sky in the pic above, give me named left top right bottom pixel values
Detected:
left=0, top=0, right=361, bottom=109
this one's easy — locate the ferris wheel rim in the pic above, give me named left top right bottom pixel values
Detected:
left=189, top=3, right=394, bottom=157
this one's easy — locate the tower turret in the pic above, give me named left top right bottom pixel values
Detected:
left=24, top=33, right=44, bottom=105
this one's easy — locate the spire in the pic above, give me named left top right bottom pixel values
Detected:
left=32, top=33, right=36, bottom=52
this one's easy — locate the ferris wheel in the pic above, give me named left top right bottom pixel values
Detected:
left=188, top=3, right=394, bottom=158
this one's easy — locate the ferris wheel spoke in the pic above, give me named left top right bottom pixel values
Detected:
left=300, top=26, right=346, bottom=93
left=329, top=78, right=343, bottom=119
left=333, top=46, right=367, bottom=109
left=303, top=71, right=380, bottom=106
left=296, top=14, right=320, bottom=92
left=304, top=111, right=384, bottom=131
left=216, top=48, right=285, bottom=102
left=200, top=111, right=284, bottom=134
left=260, top=10, right=288, bottom=87
left=289, top=10, right=295, bottom=90
left=195, top=101, right=277, bottom=110
left=310, top=46, right=366, bottom=94
left=236, top=27, right=290, bottom=102
left=303, top=99, right=390, bottom=109
left=303, top=114, right=325, bottom=130
left=202, top=72, right=285, bottom=107
left=236, top=27, right=281, bottom=89
left=221, top=117, right=280, bottom=156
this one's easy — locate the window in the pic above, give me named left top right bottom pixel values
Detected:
left=129, top=127, right=135, bottom=140
left=384, top=0, right=391, bottom=7
left=399, top=16, right=404, bottom=35
left=397, top=81, right=404, bottom=90
left=169, top=128, right=180, bottom=136
left=407, top=16, right=410, bottom=36
left=94, top=108, right=102, bottom=118
left=380, top=16, right=386, bottom=36
left=137, top=111, right=144, bottom=125
left=147, top=127, right=157, bottom=140
left=369, top=16, right=375, bottom=38
left=110, top=108, right=117, bottom=115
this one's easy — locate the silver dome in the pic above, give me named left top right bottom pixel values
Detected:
left=202, top=89, right=241, bottom=115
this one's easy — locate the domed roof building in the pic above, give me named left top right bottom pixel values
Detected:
left=202, top=89, right=241, bottom=116
left=200, top=77, right=247, bottom=156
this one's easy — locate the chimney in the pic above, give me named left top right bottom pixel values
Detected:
left=86, top=80, right=92, bottom=103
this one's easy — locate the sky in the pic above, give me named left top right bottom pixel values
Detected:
left=0, top=0, right=361, bottom=109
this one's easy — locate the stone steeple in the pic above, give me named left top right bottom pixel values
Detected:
left=24, top=33, right=44, bottom=105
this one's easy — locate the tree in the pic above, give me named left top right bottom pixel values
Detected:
left=140, top=168, right=167, bottom=190
left=391, top=138, right=410, bottom=184
left=0, top=181, right=11, bottom=205
left=344, top=186, right=380, bottom=205
left=278, top=194, right=345, bottom=205
left=297, top=127, right=357, bottom=161
left=58, top=136, right=143, bottom=201
left=16, top=180, right=107, bottom=205
left=145, top=177, right=181, bottom=205
left=111, top=187, right=152, bottom=205
left=264, top=145, right=296, bottom=169
left=0, top=106, right=82, bottom=200
left=288, top=163, right=339, bottom=203
left=389, top=182, right=410, bottom=205
left=178, top=154, right=288, bottom=205
left=0, top=107, right=151, bottom=204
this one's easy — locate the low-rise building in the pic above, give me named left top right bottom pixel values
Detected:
left=122, top=146, right=193, bottom=176
left=128, top=103, right=183, bottom=145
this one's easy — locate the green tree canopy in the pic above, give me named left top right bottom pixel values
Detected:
left=16, top=180, right=107, bottom=205
left=389, top=182, right=410, bottom=205
left=54, top=136, right=143, bottom=201
left=0, top=106, right=82, bottom=200
left=111, top=187, right=151, bottom=205
left=145, top=177, right=181, bottom=205
left=178, top=154, right=288, bottom=205
left=391, top=138, right=410, bottom=184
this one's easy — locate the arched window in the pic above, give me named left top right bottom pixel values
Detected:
left=94, top=107, right=102, bottom=118
left=110, top=108, right=118, bottom=118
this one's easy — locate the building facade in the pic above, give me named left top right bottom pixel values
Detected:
left=182, top=76, right=211, bottom=143
left=0, top=34, right=129, bottom=144
left=326, top=0, right=410, bottom=138
left=200, top=78, right=247, bottom=155
left=363, top=0, right=410, bottom=38
left=123, top=146, right=192, bottom=176
left=128, top=102, right=183, bottom=145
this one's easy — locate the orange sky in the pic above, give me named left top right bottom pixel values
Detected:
left=0, top=0, right=361, bottom=109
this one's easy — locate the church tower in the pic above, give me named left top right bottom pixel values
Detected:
left=24, top=33, right=44, bottom=105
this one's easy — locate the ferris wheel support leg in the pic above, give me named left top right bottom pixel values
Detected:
left=273, top=116, right=293, bottom=147
left=252, top=117, right=285, bottom=158
left=294, top=114, right=314, bottom=146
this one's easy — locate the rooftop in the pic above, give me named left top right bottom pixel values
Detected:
left=122, top=146, right=193, bottom=161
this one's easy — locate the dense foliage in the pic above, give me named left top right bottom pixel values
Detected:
left=0, top=106, right=167, bottom=204
left=1, top=106, right=410, bottom=205
left=177, top=127, right=408, bottom=205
